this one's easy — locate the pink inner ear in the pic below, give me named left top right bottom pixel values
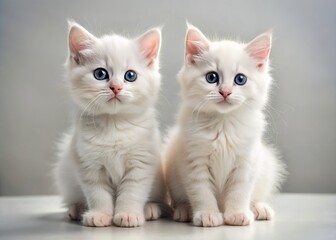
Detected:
left=69, top=26, right=93, bottom=54
left=186, top=40, right=208, bottom=57
left=138, top=30, right=161, bottom=65
left=246, top=34, right=271, bottom=62
left=252, top=47, right=270, bottom=60
left=186, top=29, right=209, bottom=58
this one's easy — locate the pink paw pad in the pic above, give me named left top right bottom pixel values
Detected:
left=173, top=204, right=191, bottom=222
left=252, top=202, right=274, bottom=220
left=113, top=213, right=145, bottom=227
left=82, top=211, right=113, bottom=227
left=224, top=211, right=253, bottom=226
left=144, top=202, right=161, bottom=220
left=193, top=211, right=223, bottom=227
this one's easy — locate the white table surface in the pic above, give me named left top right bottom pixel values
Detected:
left=0, top=194, right=335, bottom=240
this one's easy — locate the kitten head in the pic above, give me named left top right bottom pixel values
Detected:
left=65, top=21, right=161, bottom=115
left=178, top=24, right=272, bottom=115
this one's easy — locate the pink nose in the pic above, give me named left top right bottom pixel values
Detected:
left=110, top=85, right=122, bottom=95
left=220, top=90, right=232, bottom=99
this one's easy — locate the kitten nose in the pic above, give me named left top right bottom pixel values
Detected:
left=110, top=84, right=123, bottom=95
left=220, top=90, right=232, bottom=99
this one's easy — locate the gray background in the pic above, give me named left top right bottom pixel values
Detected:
left=0, top=0, right=335, bottom=196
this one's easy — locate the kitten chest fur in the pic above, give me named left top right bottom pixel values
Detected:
left=181, top=106, right=264, bottom=193
left=75, top=111, right=159, bottom=187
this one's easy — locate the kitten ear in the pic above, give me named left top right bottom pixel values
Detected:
left=185, top=24, right=210, bottom=64
left=68, top=21, right=96, bottom=62
left=136, top=28, right=161, bottom=67
left=245, top=31, right=272, bottom=70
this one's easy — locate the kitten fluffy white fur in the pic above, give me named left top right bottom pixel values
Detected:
left=54, top=22, right=165, bottom=227
left=164, top=25, right=286, bottom=227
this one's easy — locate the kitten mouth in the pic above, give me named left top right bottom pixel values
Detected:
left=217, top=99, right=232, bottom=105
left=108, top=96, right=121, bottom=102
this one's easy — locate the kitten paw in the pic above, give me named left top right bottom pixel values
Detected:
left=252, top=202, right=274, bottom=220
left=173, top=204, right=191, bottom=222
left=224, top=210, right=254, bottom=226
left=193, top=211, right=223, bottom=227
left=82, top=211, right=112, bottom=227
left=144, top=202, right=161, bottom=220
left=113, top=213, right=145, bottom=227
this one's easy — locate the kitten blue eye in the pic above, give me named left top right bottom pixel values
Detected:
left=206, top=71, right=219, bottom=84
left=124, top=70, right=137, bottom=82
left=93, top=68, right=109, bottom=80
left=234, top=73, right=247, bottom=86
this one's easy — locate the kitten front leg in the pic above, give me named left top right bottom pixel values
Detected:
left=252, top=202, right=274, bottom=220
left=173, top=203, right=192, bottom=222
left=80, top=172, right=114, bottom=227
left=185, top=158, right=223, bottom=227
left=223, top=164, right=255, bottom=226
left=113, top=158, right=155, bottom=227
left=144, top=202, right=162, bottom=221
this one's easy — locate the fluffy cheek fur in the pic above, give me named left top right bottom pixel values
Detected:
left=67, top=66, right=106, bottom=111
left=178, top=67, right=216, bottom=113
left=127, top=69, right=161, bottom=110
left=66, top=62, right=161, bottom=115
left=178, top=66, right=253, bottom=114
left=179, top=57, right=271, bottom=115
left=237, top=54, right=273, bottom=109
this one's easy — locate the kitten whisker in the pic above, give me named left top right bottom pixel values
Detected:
left=229, top=95, right=245, bottom=104
left=91, top=95, right=107, bottom=130
left=118, top=91, right=134, bottom=100
left=265, top=103, right=288, bottom=127
left=191, top=99, right=206, bottom=117
left=71, top=89, right=102, bottom=93
left=193, top=99, right=210, bottom=122
left=262, top=103, right=285, bottom=143
left=241, top=100, right=280, bottom=141
left=80, top=93, right=107, bottom=120
left=207, top=96, right=222, bottom=101
left=115, top=118, right=153, bottom=131
left=158, top=92, right=171, bottom=105
left=89, top=96, right=100, bottom=130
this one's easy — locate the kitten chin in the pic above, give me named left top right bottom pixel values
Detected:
left=165, top=25, right=286, bottom=227
left=213, top=100, right=243, bottom=114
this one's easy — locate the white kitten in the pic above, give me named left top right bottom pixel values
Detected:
left=164, top=24, right=286, bottom=227
left=54, top=21, right=165, bottom=227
